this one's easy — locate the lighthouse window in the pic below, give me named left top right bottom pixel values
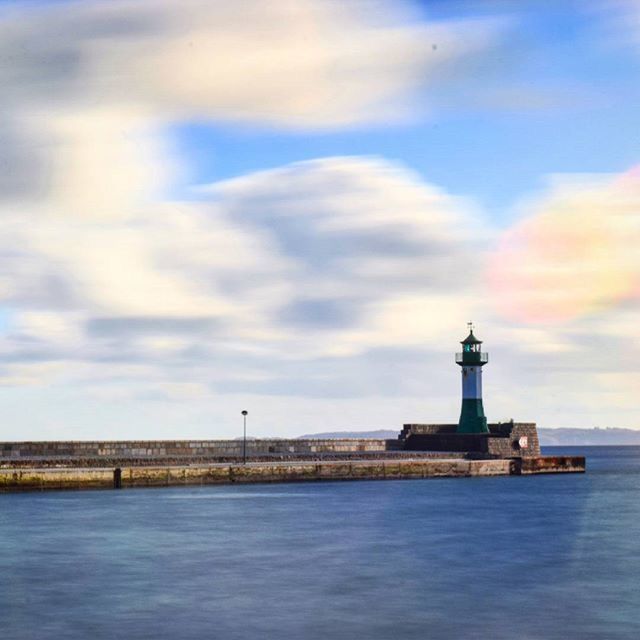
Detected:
left=463, top=344, right=471, bottom=352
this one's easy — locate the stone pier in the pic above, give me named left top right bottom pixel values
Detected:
left=0, top=456, right=585, bottom=492
left=0, top=422, right=586, bottom=492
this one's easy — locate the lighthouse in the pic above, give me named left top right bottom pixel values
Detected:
left=456, top=323, right=489, bottom=434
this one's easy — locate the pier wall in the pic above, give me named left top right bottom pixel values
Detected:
left=0, top=438, right=401, bottom=461
left=1, top=423, right=541, bottom=463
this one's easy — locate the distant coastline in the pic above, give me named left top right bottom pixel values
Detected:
left=298, top=428, right=640, bottom=446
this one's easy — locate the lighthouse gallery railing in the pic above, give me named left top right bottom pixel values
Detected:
left=455, top=352, right=489, bottom=365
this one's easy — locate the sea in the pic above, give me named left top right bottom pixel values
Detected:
left=1, top=446, right=639, bottom=640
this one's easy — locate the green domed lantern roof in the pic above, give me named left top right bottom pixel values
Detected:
left=461, top=330, right=482, bottom=345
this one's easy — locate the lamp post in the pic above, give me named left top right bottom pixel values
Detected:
left=241, top=410, right=248, bottom=464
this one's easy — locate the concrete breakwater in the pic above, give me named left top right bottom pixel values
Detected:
left=0, top=456, right=585, bottom=492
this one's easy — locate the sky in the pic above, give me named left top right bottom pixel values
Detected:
left=0, top=0, right=639, bottom=440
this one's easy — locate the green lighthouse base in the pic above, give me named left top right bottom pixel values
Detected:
left=457, top=399, right=489, bottom=434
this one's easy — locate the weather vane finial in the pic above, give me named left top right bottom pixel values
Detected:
left=467, top=321, right=474, bottom=333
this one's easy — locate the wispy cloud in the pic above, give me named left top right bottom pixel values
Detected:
left=0, top=155, right=481, bottom=364
left=0, top=0, right=637, bottom=437
left=0, top=0, right=502, bottom=130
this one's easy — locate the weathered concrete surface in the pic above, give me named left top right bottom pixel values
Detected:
left=515, top=455, right=586, bottom=474
left=0, top=467, right=114, bottom=491
left=0, top=456, right=583, bottom=492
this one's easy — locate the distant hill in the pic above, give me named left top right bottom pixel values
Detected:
left=538, top=428, right=640, bottom=446
left=298, top=427, right=640, bottom=445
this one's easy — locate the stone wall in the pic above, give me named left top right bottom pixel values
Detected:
left=0, top=422, right=541, bottom=464
left=400, top=423, right=541, bottom=457
left=0, top=438, right=402, bottom=460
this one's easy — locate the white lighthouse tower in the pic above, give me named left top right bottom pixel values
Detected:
left=455, top=323, right=489, bottom=434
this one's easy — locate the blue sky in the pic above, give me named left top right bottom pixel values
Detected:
left=172, top=0, right=640, bottom=218
left=0, top=0, right=639, bottom=439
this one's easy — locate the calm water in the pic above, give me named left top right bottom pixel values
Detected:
left=1, top=446, right=640, bottom=640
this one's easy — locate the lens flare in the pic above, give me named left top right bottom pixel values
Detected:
left=487, top=170, right=640, bottom=323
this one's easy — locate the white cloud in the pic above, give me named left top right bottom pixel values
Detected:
left=0, top=151, right=497, bottom=441
left=3, top=146, right=639, bottom=433
left=0, top=0, right=502, bottom=376
left=0, top=0, right=506, bottom=236
left=41, top=108, right=171, bottom=219
left=0, top=0, right=501, bottom=129
left=0, top=155, right=481, bottom=353
left=0, top=0, right=638, bottom=437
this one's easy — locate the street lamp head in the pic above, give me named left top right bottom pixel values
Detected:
left=241, top=410, right=248, bottom=416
